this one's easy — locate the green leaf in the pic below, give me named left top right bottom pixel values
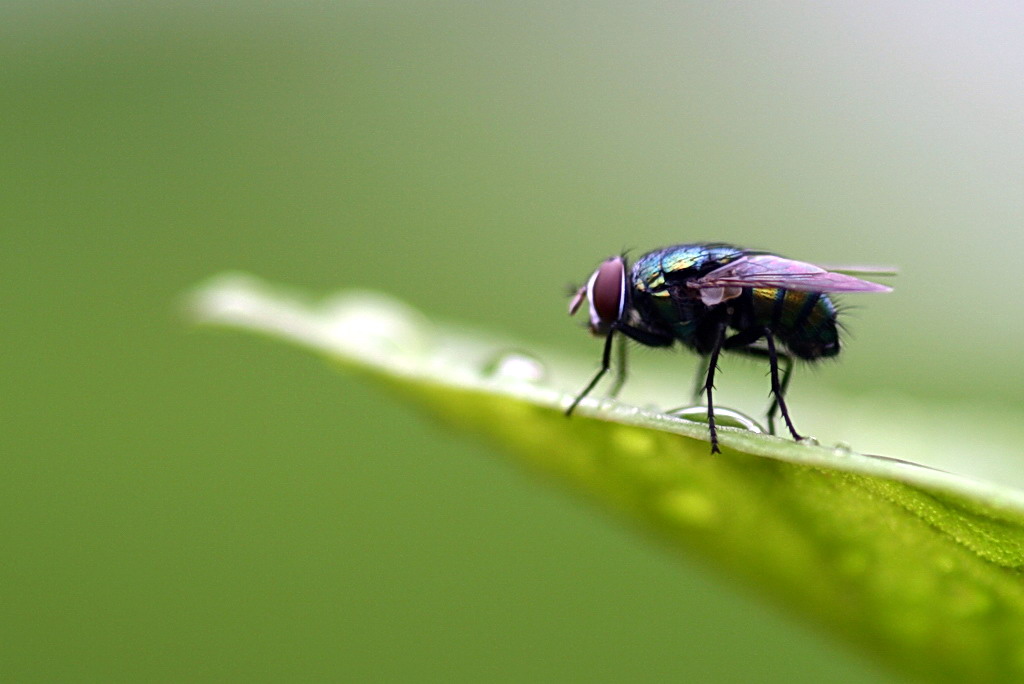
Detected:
left=188, top=273, right=1024, bottom=682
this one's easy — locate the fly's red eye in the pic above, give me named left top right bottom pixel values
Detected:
left=587, top=257, right=625, bottom=332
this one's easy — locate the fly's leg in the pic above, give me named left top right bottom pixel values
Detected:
left=765, top=354, right=793, bottom=436
left=704, top=321, right=727, bottom=454
left=690, top=355, right=710, bottom=404
left=723, top=341, right=795, bottom=436
left=607, top=334, right=628, bottom=399
left=763, top=328, right=802, bottom=441
left=567, top=323, right=672, bottom=416
left=566, top=330, right=616, bottom=416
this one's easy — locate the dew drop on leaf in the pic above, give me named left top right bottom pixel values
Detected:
left=666, top=405, right=765, bottom=433
left=481, top=350, right=548, bottom=384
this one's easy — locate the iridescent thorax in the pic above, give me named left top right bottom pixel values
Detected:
left=632, top=244, right=746, bottom=297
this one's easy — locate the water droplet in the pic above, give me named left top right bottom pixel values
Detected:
left=666, top=405, right=765, bottom=433
left=831, top=442, right=854, bottom=457
left=324, top=292, right=429, bottom=360
left=481, top=350, right=547, bottom=384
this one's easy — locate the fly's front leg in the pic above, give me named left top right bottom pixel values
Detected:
left=566, top=323, right=671, bottom=415
left=566, top=330, right=617, bottom=416
left=607, top=333, right=628, bottom=399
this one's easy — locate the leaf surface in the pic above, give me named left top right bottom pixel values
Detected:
left=189, top=274, right=1024, bottom=682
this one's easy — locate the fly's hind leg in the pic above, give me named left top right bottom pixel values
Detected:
left=762, top=328, right=802, bottom=441
left=690, top=354, right=710, bottom=404
left=703, top=321, right=727, bottom=454
left=765, top=353, right=794, bottom=436
left=726, top=337, right=799, bottom=439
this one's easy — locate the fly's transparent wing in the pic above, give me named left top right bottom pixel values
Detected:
left=690, top=255, right=893, bottom=294
left=823, top=265, right=899, bottom=278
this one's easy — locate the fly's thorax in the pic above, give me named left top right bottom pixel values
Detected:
left=629, top=257, right=666, bottom=295
left=632, top=243, right=748, bottom=295
left=633, top=246, right=738, bottom=317
left=625, top=276, right=703, bottom=348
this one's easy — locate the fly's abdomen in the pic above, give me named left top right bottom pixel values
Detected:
left=751, top=288, right=840, bottom=359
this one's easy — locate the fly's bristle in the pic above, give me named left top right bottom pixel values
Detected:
left=833, top=300, right=861, bottom=316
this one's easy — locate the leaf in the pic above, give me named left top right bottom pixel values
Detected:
left=188, top=273, right=1024, bottom=682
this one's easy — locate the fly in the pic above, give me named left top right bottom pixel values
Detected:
left=566, top=243, right=892, bottom=453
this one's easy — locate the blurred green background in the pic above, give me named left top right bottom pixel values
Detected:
left=5, top=2, right=1024, bottom=681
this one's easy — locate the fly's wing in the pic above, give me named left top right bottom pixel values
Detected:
left=822, top=265, right=899, bottom=278
left=690, top=255, right=893, bottom=293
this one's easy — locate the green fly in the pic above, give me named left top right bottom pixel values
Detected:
left=567, top=243, right=892, bottom=453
